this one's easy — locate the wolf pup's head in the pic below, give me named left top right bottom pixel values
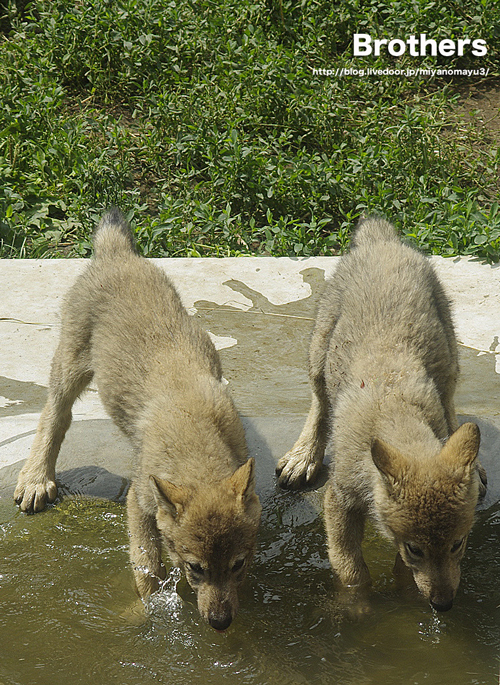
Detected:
left=150, top=458, right=261, bottom=631
left=371, top=422, right=482, bottom=611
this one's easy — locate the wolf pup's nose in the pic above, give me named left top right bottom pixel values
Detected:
left=430, top=598, right=453, bottom=612
left=209, top=613, right=232, bottom=632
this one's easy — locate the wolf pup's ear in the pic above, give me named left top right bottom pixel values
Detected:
left=371, top=438, right=406, bottom=486
left=439, top=422, right=480, bottom=471
left=228, top=458, right=256, bottom=500
left=150, top=475, right=189, bottom=519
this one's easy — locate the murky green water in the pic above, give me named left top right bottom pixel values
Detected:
left=1, top=493, right=499, bottom=685
left=2, top=269, right=500, bottom=684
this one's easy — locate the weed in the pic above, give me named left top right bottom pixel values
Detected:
left=0, top=0, right=499, bottom=259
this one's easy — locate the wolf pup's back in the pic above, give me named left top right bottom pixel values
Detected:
left=319, top=217, right=458, bottom=419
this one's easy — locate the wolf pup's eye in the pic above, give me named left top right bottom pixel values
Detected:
left=451, top=537, right=465, bottom=554
left=232, top=558, right=245, bottom=573
left=405, top=542, right=424, bottom=558
left=187, top=562, right=204, bottom=575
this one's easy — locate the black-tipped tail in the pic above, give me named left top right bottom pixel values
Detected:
left=93, top=208, right=137, bottom=258
left=350, top=216, right=399, bottom=249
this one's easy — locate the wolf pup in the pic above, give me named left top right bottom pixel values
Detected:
left=15, top=209, right=261, bottom=631
left=276, top=217, right=486, bottom=612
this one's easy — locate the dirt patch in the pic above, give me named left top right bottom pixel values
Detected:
left=440, top=78, right=500, bottom=199
left=451, top=78, right=500, bottom=146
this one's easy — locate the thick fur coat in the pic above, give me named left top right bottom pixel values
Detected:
left=15, top=209, right=261, bottom=630
left=277, top=217, right=485, bottom=611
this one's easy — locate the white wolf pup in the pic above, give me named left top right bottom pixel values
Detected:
left=15, top=209, right=261, bottom=631
left=277, top=217, right=486, bottom=611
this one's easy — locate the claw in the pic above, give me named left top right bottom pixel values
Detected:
left=477, top=463, right=487, bottom=501
left=276, top=449, right=321, bottom=490
left=14, top=478, right=57, bottom=513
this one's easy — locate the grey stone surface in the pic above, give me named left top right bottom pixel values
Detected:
left=1, top=256, right=499, bottom=509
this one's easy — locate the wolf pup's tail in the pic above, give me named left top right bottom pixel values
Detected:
left=93, top=208, right=137, bottom=259
left=350, top=216, right=399, bottom=249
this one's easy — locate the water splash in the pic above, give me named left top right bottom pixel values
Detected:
left=148, top=566, right=184, bottom=619
left=144, top=567, right=199, bottom=652
left=418, top=610, right=446, bottom=644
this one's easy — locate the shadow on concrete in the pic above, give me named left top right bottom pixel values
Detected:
left=57, top=465, right=130, bottom=503
left=1, top=412, right=498, bottom=507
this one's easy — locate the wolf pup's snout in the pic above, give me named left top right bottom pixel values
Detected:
left=430, top=596, right=454, bottom=612
left=208, top=603, right=233, bottom=631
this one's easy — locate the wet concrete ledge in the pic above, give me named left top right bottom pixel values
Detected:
left=1, top=255, right=500, bottom=508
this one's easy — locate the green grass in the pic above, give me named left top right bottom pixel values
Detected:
left=1, top=0, right=500, bottom=259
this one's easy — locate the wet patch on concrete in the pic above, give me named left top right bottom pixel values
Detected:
left=456, top=345, right=500, bottom=510
left=0, top=376, right=48, bottom=417
left=457, top=345, right=500, bottom=417
left=194, top=268, right=325, bottom=415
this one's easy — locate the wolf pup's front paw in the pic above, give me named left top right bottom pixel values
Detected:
left=132, top=563, right=167, bottom=599
left=334, top=584, right=372, bottom=620
left=14, top=475, right=57, bottom=513
left=276, top=446, right=321, bottom=490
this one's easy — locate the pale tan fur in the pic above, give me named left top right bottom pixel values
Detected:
left=14, top=208, right=261, bottom=630
left=277, top=217, right=485, bottom=611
